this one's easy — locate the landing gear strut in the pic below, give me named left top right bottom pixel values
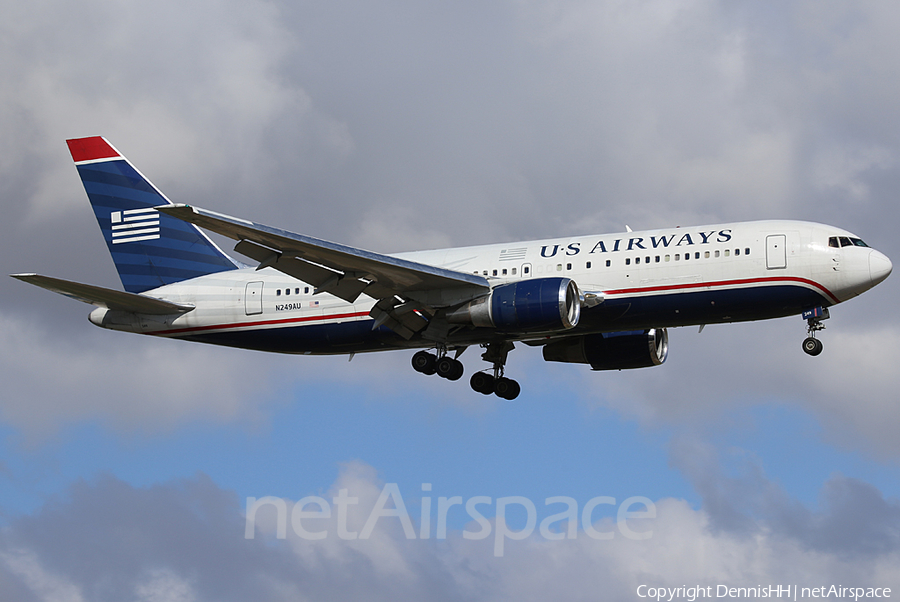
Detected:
left=470, top=341, right=520, bottom=400
left=802, top=307, right=829, bottom=356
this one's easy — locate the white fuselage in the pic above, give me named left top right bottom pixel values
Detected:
left=89, top=219, right=891, bottom=354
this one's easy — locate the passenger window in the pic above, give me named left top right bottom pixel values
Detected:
left=655, top=256, right=660, bottom=263
left=586, top=261, right=592, bottom=269
left=492, top=269, right=498, bottom=276
left=715, top=250, right=720, bottom=258
left=566, top=263, right=572, bottom=270
left=665, top=255, right=670, bottom=262
left=557, top=264, right=562, bottom=271
left=276, top=289, right=281, bottom=296
left=635, top=257, right=640, bottom=264
left=724, top=250, right=730, bottom=257
left=704, top=251, right=710, bottom=259
left=605, top=260, right=611, bottom=267
left=735, top=249, right=740, bottom=256
left=502, top=268, right=507, bottom=276
left=745, top=248, right=750, bottom=255
left=684, top=253, right=690, bottom=261
left=295, top=288, right=300, bottom=295
left=285, top=288, right=290, bottom=296
left=524, top=266, right=530, bottom=275
left=626, top=258, right=631, bottom=265
left=512, top=267, right=517, bottom=275
left=695, top=252, right=700, bottom=259
left=675, top=254, right=680, bottom=261
left=645, top=256, right=650, bottom=264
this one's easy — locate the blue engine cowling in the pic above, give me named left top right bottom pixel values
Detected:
left=446, top=277, right=581, bottom=333
left=542, top=329, right=668, bottom=370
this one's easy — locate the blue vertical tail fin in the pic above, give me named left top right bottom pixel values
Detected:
left=67, top=137, right=239, bottom=294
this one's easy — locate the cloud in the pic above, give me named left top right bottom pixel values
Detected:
left=2, top=1, right=900, bottom=598
left=0, top=0, right=353, bottom=228
left=568, top=318, right=900, bottom=459
left=0, top=311, right=288, bottom=441
left=0, top=305, right=494, bottom=443
left=0, top=548, right=82, bottom=602
left=2, top=462, right=898, bottom=602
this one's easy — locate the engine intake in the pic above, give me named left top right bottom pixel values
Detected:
left=542, top=329, right=668, bottom=370
left=446, top=277, right=581, bottom=333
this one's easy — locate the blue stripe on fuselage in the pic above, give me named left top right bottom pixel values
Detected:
left=162, top=283, right=829, bottom=354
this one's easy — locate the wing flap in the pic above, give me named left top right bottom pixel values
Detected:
left=157, top=204, right=490, bottom=303
left=10, top=274, right=194, bottom=315
left=233, top=239, right=373, bottom=304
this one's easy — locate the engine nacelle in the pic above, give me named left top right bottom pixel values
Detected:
left=446, top=277, right=581, bottom=333
left=542, top=329, right=668, bottom=370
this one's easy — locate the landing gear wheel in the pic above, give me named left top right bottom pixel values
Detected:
left=470, top=372, right=495, bottom=395
left=802, top=337, right=823, bottom=356
left=411, top=351, right=437, bottom=375
left=436, top=357, right=464, bottom=381
left=494, top=377, right=521, bottom=401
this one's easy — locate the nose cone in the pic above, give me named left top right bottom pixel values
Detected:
left=869, top=250, right=893, bottom=286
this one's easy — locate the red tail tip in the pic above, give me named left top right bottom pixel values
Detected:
left=66, top=137, right=120, bottom=163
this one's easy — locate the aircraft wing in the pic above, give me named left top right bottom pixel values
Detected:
left=156, top=204, right=490, bottom=305
left=10, top=274, right=195, bottom=315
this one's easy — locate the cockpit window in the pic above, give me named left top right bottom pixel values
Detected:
left=830, top=236, right=869, bottom=248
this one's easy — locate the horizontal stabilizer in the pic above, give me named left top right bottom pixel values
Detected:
left=10, top=274, right=194, bottom=315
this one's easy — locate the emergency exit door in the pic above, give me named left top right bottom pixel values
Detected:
left=245, top=281, right=263, bottom=315
left=766, top=235, right=787, bottom=269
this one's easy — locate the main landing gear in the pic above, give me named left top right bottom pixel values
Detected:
left=410, top=341, right=521, bottom=400
left=470, top=341, right=520, bottom=401
left=411, top=349, right=464, bottom=380
left=802, top=307, right=829, bottom=356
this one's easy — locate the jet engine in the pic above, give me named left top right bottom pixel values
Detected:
left=542, top=329, right=668, bottom=370
left=446, top=277, right=581, bottom=333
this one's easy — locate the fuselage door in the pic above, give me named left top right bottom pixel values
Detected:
left=245, top=281, right=263, bottom=315
left=766, top=235, right=787, bottom=269
left=521, top=263, right=533, bottom=278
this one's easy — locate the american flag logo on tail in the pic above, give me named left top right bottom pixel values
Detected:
left=111, top=208, right=160, bottom=244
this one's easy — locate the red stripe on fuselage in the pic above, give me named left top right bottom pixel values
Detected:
left=156, top=310, right=372, bottom=337
left=66, top=137, right=120, bottom=163
left=604, top=276, right=839, bottom=305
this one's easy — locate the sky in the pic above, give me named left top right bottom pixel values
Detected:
left=2, top=0, right=900, bottom=600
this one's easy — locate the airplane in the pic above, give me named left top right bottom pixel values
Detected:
left=12, top=136, right=893, bottom=400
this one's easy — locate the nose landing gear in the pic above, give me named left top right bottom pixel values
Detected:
left=801, top=307, right=829, bottom=356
